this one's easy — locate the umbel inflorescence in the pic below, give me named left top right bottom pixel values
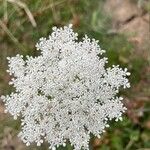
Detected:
left=1, top=24, right=130, bottom=150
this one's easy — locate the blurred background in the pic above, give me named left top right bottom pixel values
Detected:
left=0, top=0, right=150, bottom=150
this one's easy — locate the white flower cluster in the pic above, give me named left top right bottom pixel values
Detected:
left=1, top=24, right=130, bottom=150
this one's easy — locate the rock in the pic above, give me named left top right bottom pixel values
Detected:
left=143, top=13, right=150, bottom=23
left=104, top=0, right=150, bottom=55
left=104, top=0, right=142, bottom=25
left=119, top=14, right=150, bottom=51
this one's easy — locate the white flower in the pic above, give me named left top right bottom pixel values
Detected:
left=1, top=24, right=130, bottom=150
